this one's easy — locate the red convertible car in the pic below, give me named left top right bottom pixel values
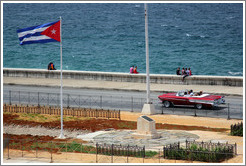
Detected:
left=158, top=90, right=225, bottom=109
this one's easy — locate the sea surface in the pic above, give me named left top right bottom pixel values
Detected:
left=3, top=3, right=244, bottom=76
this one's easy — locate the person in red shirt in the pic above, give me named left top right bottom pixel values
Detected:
left=133, top=66, right=139, bottom=74
left=188, top=68, right=192, bottom=76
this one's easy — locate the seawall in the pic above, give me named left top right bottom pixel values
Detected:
left=3, top=68, right=243, bottom=87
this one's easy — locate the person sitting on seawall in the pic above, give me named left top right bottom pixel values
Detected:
left=181, top=68, right=185, bottom=75
left=188, top=68, right=192, bottom=76
left=48, top=62, right=56, bottom=70
left=133, top=66, right=139, bottom=74
left=176, top=67, right=181, bottom=75
left=182, top=68, right=188, bottom=81
left=130, top=66, right=134, bottom=74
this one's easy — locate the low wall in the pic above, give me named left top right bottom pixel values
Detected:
left=3, top=68, right=243, bottom=87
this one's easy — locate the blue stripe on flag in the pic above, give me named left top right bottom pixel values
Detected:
left=20, top=39, right=58, bottom=45
left=17, top=21, right=58, bottom=33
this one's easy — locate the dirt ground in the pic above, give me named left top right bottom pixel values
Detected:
left=3, top=111, right=244, bottom=164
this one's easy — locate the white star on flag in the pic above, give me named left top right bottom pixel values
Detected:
left=51, top=29, right=56, bottom=34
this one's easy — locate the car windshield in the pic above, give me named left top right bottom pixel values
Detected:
left=176, top=90, right=189, bottom=96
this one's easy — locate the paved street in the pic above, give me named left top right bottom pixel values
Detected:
left=3, top=76, right=243, bottom=96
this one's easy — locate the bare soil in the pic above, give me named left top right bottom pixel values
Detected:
left=3, top=112, right=243, bottom=163
left=3, top=112, right=229, bottom=145
left=3, top=113, right=228, bottom=133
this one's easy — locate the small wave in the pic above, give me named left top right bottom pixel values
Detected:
left=186, top=33, right=192, bottom=37
left=135, top=4, right=140, bottom=7
left=161, top=24, right=168, bottom=27
left=228, top=71, right=243, bottom=76
left=186, top=33, right=206, bottom=38
left=161, top=24, right=178, bottom=28
left=226, top=16, right=235, bottom=19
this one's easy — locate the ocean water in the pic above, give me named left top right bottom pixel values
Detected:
left=3, top=3, right=243, bottom=76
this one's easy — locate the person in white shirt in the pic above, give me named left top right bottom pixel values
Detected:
left=189, top=90, right=194, bottom=96
left=184, top=92, right=190, bottom=97
left=186, top=68, right=190, bottom=76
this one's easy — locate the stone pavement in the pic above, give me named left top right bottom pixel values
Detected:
left=77, top=129, right=200, bottom=151
left=3, top=77, right=243, bottom=96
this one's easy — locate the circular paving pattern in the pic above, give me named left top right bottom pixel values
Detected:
left=88, top=130, right=200, bottom=150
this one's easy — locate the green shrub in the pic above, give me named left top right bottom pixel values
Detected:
left=231, top=122, right=243, bottom=137
left=164, top=143, right=235, bottom=162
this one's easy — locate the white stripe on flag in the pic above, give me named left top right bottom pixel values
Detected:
left=21, top=35, right=52, bottom=42
left=18, top=26, right=49, bottom=38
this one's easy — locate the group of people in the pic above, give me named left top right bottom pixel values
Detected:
left=130, top=66, right=139, bottom=74
left=176, top=67, right=192, bottom=81
left=184, top=90, right=203, bottom=97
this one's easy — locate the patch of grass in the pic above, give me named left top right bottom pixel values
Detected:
left=117, top=121, right=136, bottom=129
left=145, top=151, right=158, bottom=158
left=14, top=113, right=91, bottom=123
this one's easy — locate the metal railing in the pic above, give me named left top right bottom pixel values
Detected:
left=4, top=90, right=147, bottom=112
left=3, top=136, right=240, bottom=163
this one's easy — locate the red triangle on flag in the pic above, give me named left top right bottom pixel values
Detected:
left=41, top=21, right=61, bottom=42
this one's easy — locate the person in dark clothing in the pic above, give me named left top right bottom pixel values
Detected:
left=176, top=67, right=181, bottom=75
left=48, top=62, right=56, bottom=70
left=182, top=68, right=189, bottom=81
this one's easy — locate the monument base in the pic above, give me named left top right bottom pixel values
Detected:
left=141, top=103, right=156, bottom=115
left=132, top=132, right=161, bottom=139
left=57, top=133, right=66, bottom=139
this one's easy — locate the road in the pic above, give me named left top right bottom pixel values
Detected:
left=3, top=85, right=243, bottom=119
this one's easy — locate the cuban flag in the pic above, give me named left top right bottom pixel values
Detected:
left=17, top=20, right=60, bottom=45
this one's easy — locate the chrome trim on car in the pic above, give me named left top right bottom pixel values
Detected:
left=189, top=99, right=214, bottom=105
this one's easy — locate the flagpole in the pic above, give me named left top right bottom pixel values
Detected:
left=141, top=3, right=155, bottom=115
left=59, top=16, right=65, bottom=139
left=145, top=3, right=150, bottom=104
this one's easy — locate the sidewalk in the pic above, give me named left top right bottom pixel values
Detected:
left=3, top=77, right=243, bottom=96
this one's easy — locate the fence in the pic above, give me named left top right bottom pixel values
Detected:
left=3, top=90, right=243, bottom=119
left=160, top=103, right=243, bottom=120
left=3, top=104, right=120, bottom=120
left=3, top=136, right=240, bottom=163
left=4, top=137, right=145, bottom=163
left=4, top=90, right=147, bottom=112
left=163, top=140, right=237, bottom=162
left=96, top=143, right=145, bottom=163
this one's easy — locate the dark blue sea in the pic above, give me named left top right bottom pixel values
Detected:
left=3, top=3, right=244, bottom=76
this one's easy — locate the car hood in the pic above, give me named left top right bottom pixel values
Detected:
left=158, top=93, right=176, bottom=98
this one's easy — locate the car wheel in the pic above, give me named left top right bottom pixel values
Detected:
left=195, top=104, right=202, bottom=109
left=163, top=101, right=171, bottom=108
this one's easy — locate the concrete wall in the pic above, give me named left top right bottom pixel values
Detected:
left=3, top=68, right=243, bottom=87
